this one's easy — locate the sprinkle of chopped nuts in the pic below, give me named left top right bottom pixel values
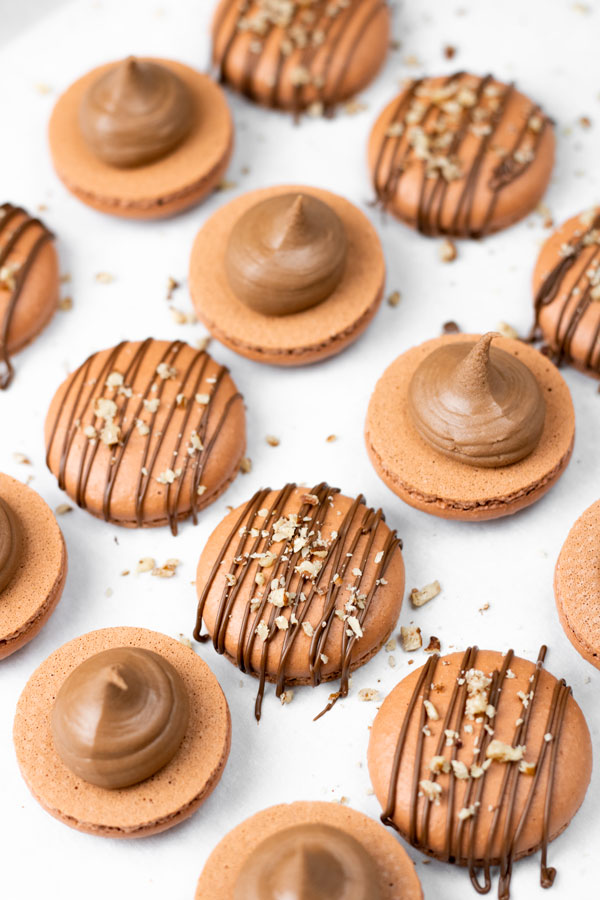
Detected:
left=420, top=780, right=442, bottom=805
left=255, top=620, right=269, bottom=641
left=156, top=362, right=177, bottom=380
left=486, top=740, right=525, bottom=763
left=401, top=625, right=422, bottom=651
left=430, top=755, right=451, bottom=774
left=410, top=580, right=441, bottom=607
left=151, top=558, right=180, bottom=578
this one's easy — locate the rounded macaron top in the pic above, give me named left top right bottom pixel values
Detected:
left=368, top=72, right=555, bottom=237
left=211, top=0, right=391, bottom=115
left=532, top=207, right=600, bottom=377
left=194, top=482, right=404, bottom=719
left=44, top=338, right=246, bottom=533
left=555, top=498, right=600, bottom=669
left=368, top=647, right=592, bottom=896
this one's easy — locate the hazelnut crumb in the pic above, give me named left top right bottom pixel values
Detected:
left=387, top=290, right=401, bottom=307
left=240, top=457, right=252, bottom=474
left=55, top=503, right=73, bottom=515
left=326, top=434, right=337, bottom=443
left=58, top=296, right=73, bottom=311
left=496, top=321, right=519, bottom=340
left=358, top=688, right=379, bottom=702
left=94, top=272, right=114, bottom=284
left=424, top=635, right=441, bottom=655
left=442, top=320, right=460, bottom=334
left=410, top=580, right=441, bottom=607
left=12, top=452, right=31, bottom=465
left=280, top=690, right=294, bottom=705
left=439, top=238, right=458, bottom=262
left=400, top=625, right=422, bottom=651
left=152, top=558, right=180, bottom=578
left=136, top=557, right=156, bottom=574
left=265, top=435, right=280, bottom=447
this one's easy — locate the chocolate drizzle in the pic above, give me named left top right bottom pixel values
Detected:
left=45, top=339, right=243, bottom=535
left=193, top=482, right=402, bottom=720
left=531, top=211, right=600, bottom=371
left=372, top=74, right=550, bottom=238
left=213, top=0, right=387, bottom=117
left=380, top=646, right=572, bottom=898
left=0, top=203, right=54, bottom=389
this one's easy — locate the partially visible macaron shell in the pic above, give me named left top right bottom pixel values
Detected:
left=13, top=627, right=231, bottom=838
left=368, top=649, right=592, bottom=878
left=532, top=208, right=600, bottom=377
left=189, top=185, right=385, bottom=365
left=212, top=0, right=391, bottom=114
left=365, top=334, right=574, bottom=521
left=44, top=338, right=246, bottom=533
left=555, top=499, right=600, bottom=668
left=0, top=203, right=58, bottom=389
left=195, top=801, right=423, bottom=900
left=368, top=73, right=555, bottom=238
left=0, top=473, right=67, bottom=659
left=49, top=58, right=233, bottom=219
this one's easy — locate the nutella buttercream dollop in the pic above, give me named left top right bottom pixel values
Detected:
left=225, top=193, right=348, bottom=316
left=408, top=332, right=545, bottom=467
left=79, top=57, right=193, bottom=167
left=233, top=823, right=381, bottom=900
left=51, top=646, right=189, bottom=788
left=0, top=497, right=21, bottom=594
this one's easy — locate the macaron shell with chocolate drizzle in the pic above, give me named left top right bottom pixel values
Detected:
left=532, top=209, right=600, bottom=377
left=212, top=0, right=391, bottom=114
left=368, top=74, right=555, bottom=238
left=44, top=339, right=246, bottom=531
left=13, top=627, right=231, bottom=837
left=195, top=485, right=404, bottom=688
left=555, top=499, right=600, bottom=669
left=0, top=473, right=67, bottom=659
left=48, top=59, right=233, bottom=219
left=195, top=801, right=423, bottom=900
left=365, top=334, right=574, bottom=521
left=368, top=650, right=592, bottom=866
left=189, top=185, right=385, bottom=365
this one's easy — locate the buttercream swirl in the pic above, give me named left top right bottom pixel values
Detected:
left=233, top=823, right=381, bottom=900
left=79, top=57, right=193, bottom=167
left=51, top=646, right=189, bottom=788
left=225, top=193, right=348, bottom=316
left=408, top=332, right=545, bottom=467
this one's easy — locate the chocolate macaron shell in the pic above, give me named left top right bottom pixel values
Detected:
left=13, top=627, right=231, bottom=838
left=368, top=74, right=554, bottom=238
left=365, top=334, right=574, bottom=521
left=212, top=0, right=390, bottom=114
left=195, top=801, right=423, bottom=900
left=44, top=339, right=246, bottom=533
left=368, top=650, right=592, bottom=875
left=1, top=204, right=59, bottom=389
left=0, top=473, right=67, bottom=659
left=195, top=484, right=404, bottom=718
left=189, top=185, right=385, bottom=365
left=49, top=58, right=233, bottom=219
left=555, top=500, right=600, bottom=668
left=532, top=208, right=600, bottom=376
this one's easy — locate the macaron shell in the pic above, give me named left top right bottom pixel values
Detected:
left=49, top=59, right=233, bottom=219
left=44, top=339, right=246, bottom=529
left=533, top=209, right=600, bottom=377
left=195, top=801, right=423, bottom=900
left=365, top=334, right=574, bottom=521
left=555, top=499, right=600, bottom=668
left=13, top=627, right=231, bottom=837
left=196, top=486, right=405, bottom=686
left=0, top=473, right=67, bottom=659
left=368, top=650, right=592, bottom=865
left=212, top=0, right=391, bottom=112
left=368, top=75, right=555, bottom=237
left=189, top=185, right=385, bottom=365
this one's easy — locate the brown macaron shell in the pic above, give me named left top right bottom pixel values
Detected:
left=195, top=484, right=404, bottom=692
left=0, top=473, right=67, bottom=659
left=1, top=204, right=58, bottom=388
left=368, top=74, right=555, bottom=238
left=532, top=208, right=600, bottom=377
left=195, top=801, right=423, bottom=900
left=555, top=499, right=600, bottom=668
left=44, top=339, right=246, bottom=532
left=368, top=649, right=592, bottom=868
left=212, top=0, right=391, bottom=114
left=13, top=627, right=231, bottom=838
left=189, top=185, right=385, bottom=365
left=365, top=334, right=574, bottom=521
left=49, top=58, right=233, bottom=219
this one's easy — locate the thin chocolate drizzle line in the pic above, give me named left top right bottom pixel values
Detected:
left=0, top=203, right=54, bottom=389
left=380, top=644, right=574, bottom=898
left=372, top=74, right=550, bottom=238
left=45, top=339, right=241, bottom=534
left=531, top=212, right=600, bottom=370
left=193, top=481, right=401, bottom=721
left=213, top=0, right=386, bottom=117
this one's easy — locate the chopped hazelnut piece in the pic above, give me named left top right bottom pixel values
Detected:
left=410, top=580, right=441, bottom=607
left=12, top=452, right=31, bottom=465
left=519, top=759, right=536, bottom=775
left=451, top=760, right=470, bottom=780
left=156, top=362, right=177, bottom=380
left=458, top=804, right=477, bottom=821
left=400, top=625, right=422, bottom=651
left=240, top=457, right=252, bottom=474
left=94, top=272, right=114, bottom=284
left=439, top=238, right=457, bottom=262
left=280, top=690, right=294, bottom=705
left=151, top=558, right=180, bottom=578
left=265, top=435, right=280, bottom=447
left=430, top=755, right=451, bottom=774
left=358, top=688, right=379, bottom=702
left=424, top=699, right=439, bottom=721
left=485, top=740, right=525, bottom=763
left=255, top=621, right=269, bottom=641
left=347, top=616, right=363, bottom=639
left=496, top=321, right=519, bottom=340
left=424, top=635, right=441, bottom=655
left=301, top=621, right=314, bottom=637
left=55, top=503, right=73, bottom=515
left=136, top=557, right=155, bottom=573
left=420, top=780, right=442, bottom=805
left=387, top=290, right=401, bottom=307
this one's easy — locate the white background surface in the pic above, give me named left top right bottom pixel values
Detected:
left=0, top=0, right=599, bottom=898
